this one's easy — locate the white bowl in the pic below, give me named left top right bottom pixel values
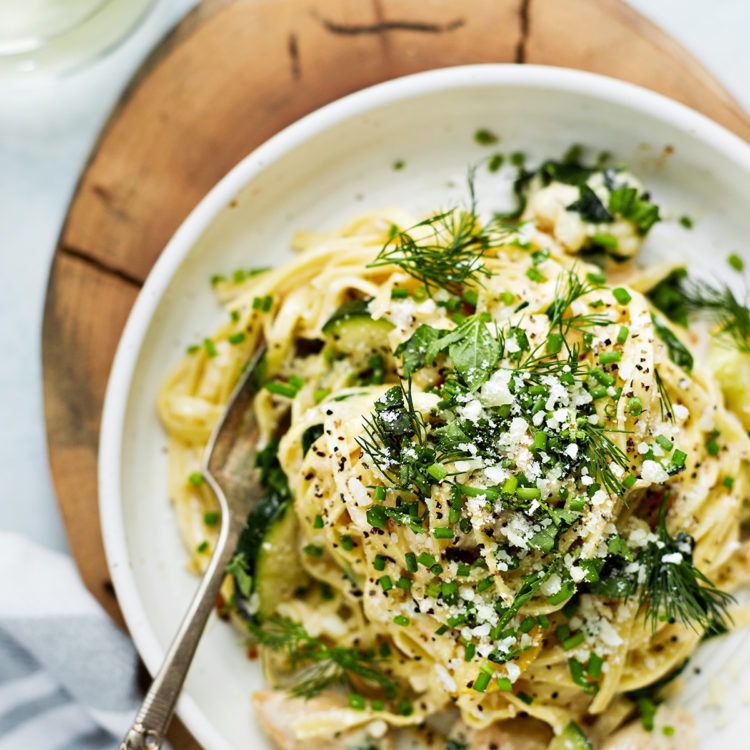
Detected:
left=99, top=64, right=750, bottom=750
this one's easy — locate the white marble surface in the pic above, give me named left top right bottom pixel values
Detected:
left=1, top=0, right=749, bottom=554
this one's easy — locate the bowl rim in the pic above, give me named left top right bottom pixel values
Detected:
left=98, top=63, right=750, bottom=750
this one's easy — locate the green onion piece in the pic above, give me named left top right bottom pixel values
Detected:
left=473, top=671, right=491, bottom=692
left=433, top=527, right=454, bottom=540
left=500, top=291, right=515, bottom=306
left=348, top=693, right=365, bottom=710
left=313, top=514, right=324, bottom=529
left=706, top=437, right=720, bottom=456
left=392, top=160, right=405, bottom=170
left=397, top=700, right=413, bottom=716
left=628, top=397, right=642, bottom=416
left=265, top=381, right=298, bottom=398
left=405, top=552, right=418, bottom=573
left=546, top=332, right=563, bottom=354
left=374, top=486, right=386, bottom=503
left=587, top=653, right=603, bottom=679
left=592, top=233, right=618, bottom=249
left=262, top=295, right=273, bottom=311
left=510, top=151, right=526, bottom=166
left=663, top=726, right=675, bottom=737
left=679, top=215, right=693, bottom=229
left=303, top=544, right=323, bottom=557
left=474, top=128, right=498, bottom=145
left=569, top=498, right=585, bottom=511
left=373, top=554, right=386, bottom=571
left=599, top=351, right=622, bottom=365
left=391, top=287, right=409, bottom=299
left=532, top=431, right=548, bottom=451
left=252, top=296, right=262, bottom=310
left=612, top=287, right=632, bottom=305
left=496, top=677, right=513, bottom=691
left=203, top=511, right=219, bottom=526
left=457, top=563, right=471, bottom=577
left=418, top=552, right=435, bottom=567
left=655, top=434, right=673, bottom=451
left=393, top=614, right=409, bottom=626
left=413, top=286, right=428, bottom=302
left=517, top=692, right=534, bottom=705
left=548, top=581, right=575, bottom=605
left=339, top=535, right=354, bottom=551
left=476, top=577, right=494, bottom=592
left=563, top=632, right=585, bottom=651
left=723, top=476, right=735, bottom=488
left=196, top=541, right=209, bottom=553
left=313, top=388, right=330, bottom=404
left=464, top=642, right=476, bottom=662
left=488, top=153, right=504, bottom=172
left=186, top=344, right=200, bottom=354
left=623, top=474, right=637, bottom=489
left=427, top=463, right=449, bottom=481
left=396, top=576, right=412, bottom=590
left=586, top=271, right=606, bottom=285
left=516, top=487, right=541, bottom=501
left=502, top=475, right=518, bottom=495
left=728, top=253, right=744, bottom=272
left=371, top=699, right=384, bottom=711
left=188, top=472, right=204, bottom=487
left=617, top=326, right=630, bottom=344
left=379, top=575, right=393, bottom=592
left=367, top=506, right=387, bottom=530
left=203, top=338, right=217, bottom=358
left=210, top=274, right=226, bottom=285
left=228, top=332, right=246, bottom=345
left=589, top=385, right=608, bottom=400
left=462, top=289, right=479, bottom=307
left=592, top=369, right=615, bottom=387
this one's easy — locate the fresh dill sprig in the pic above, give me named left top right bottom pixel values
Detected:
left=547, top=267, right=612, bottom=336
left=248, top=618, right=399, bottom=699
left=367, top=171, right=512, bottom=295
left=579, top=421, right=630, bottom=500
left=654, top=369, right=674, bottom=423
left=638, top=497, right=735, bottom=635
left=683, top=279, right=750, bottom=353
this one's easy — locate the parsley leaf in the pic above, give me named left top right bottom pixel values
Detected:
left=608, top=186, right=660, bottom=233
left=448, top=315, right=501, bottom=390
left=395, top=324, right=442, bottom=376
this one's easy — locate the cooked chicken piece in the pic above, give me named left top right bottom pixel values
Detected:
left=253, top=691, right=393, bottom=750
left=448, top=717, right=553, bottom=750
left=600, top=705, right=696, bottom=750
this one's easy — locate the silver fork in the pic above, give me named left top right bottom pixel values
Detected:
left=120, top=345, right=268, bottom=750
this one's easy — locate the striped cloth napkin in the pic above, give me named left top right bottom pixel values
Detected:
left=0, top=532, right=146, bottom=750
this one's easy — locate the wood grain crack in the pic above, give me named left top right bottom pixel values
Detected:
left=59, top=245, right=144, bottom=288
left=316, top=15, right=464, bottom=35
left=516, top=0, right=531, bottom=63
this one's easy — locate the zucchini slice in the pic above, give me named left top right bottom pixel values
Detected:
left=547, top=721, right=593, bottom=750
left=322, top=298, right=394, bottom=355
left=254, top=504, right=308, bottom=620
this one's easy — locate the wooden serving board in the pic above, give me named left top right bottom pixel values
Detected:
left=42, top=0, right=750, bottom=746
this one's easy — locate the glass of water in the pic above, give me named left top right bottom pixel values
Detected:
left=0, top=0, right=157, bottom=80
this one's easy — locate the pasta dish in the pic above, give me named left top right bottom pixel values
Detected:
left=158, top=148, right=750, bottom=750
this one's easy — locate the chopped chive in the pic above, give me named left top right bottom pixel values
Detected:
left=373, top=554, right=386, bottom=571
left=427, top=463, right=449, bottom=481
left=392, top=159, right=405, bottom=170
left=404, top=552, right=418, bottom=573
left=612, top=287, right=631, bottom=305
left=587, top=653, right=603, bottom=679
left=488, top=153, right=504, bottom=172
left=228, top=332, right=246, bottom=345
left=186, top=344, right=200, bottom=354
left=548, top=582, right=575, bottom=605
left=532, top=431, right=548, bottom=451
left=196, top=540, right=209, bottom=553
left=517, top=692, right=534, bottom=705
left=628, top=397, right=642, bottom=416
left=426, top=581, right=442, bottom=598
left=367, top=506, right=387, bottom=530
left=679, top=215, right=693, bottom=229
left=502, top=475, right=518, bottom=495
left=313, top=388, right=330, bottom=404
left=264, top=381, right=298, bottom=398
left=339, top=535, right=354, bottom=551
left=262, top=295, right=273, bottom=311
left=232, top=269, right=246, bottom=283
left=391, top=287, right=409, bottom=299
left=433, top=527, right=454, bottom=540
left=393, top=615, right=409, bottom=626
left=418, top=552, right=436, bottom=567
left=706, top=437, right=720, bottom=456
left=476, top=577, right=494, bottom=592
left=397, top=699, right=413, bottom=716
left=396, top=576, right=412, bottom=590
left=379, top=575, right=393, bottom=592
left=592, top=369, right=615, bottom=387
left=569, top=498, right=586, bottom=511
left=348, top=693, right=365, bottom=710
left=379, top=642, right=391, bottom=658
left=313, top=514, right=324, bottom=529
left=462, top=288, right=479, bottom=307
left=589, top=385, right=608, bottom=400
left=303, top=544, right=323, bottom=557
left=431, top=563, right=444, bottom=575
left=546, top=332, right=563, bottom=354
left=599, top=351, right=622, bottom=365
left=370, top=698, right=384, bottom=711
left=663, top=726, right=675, bottom=737
left=464, top=642, right=476, bottom=661
left=203, top=338, right=217, bottom=358
left=516, top=487, right=541, bottom=501
left=617, top=325, right=630, bottom=344
left=671, top=449, right=687, bottom=467
left=472, top=670, right=491, bottom=692
left=457, top=563, right=471, bottom=577
left=496, top=677, right=513, bottom=690
left=655, top=434, right=673, bottom=451
left=412, top=286, right=428, bottom=302
left=526, top=267, right=545, bottom=283
left=510, top=151, right=525, bottom=166
left=500, top=290, right=515, bottom=306
left=210, top=274, right=226, bottom=285
left=723, top=476, right=735, bottom=488
left=474, top=128, right=498, bottom=145
left=252, top=296, right=262, bottom=310
left=592, top=233, right=618, bottom=249
left=188, top=472, right=204, bottom=487
left=374, top=486, right=386, bottom=503
left=563, top=632, right=585, bottom=651
left=586, top=271, right=606, bottom=285
left=203, top=511, right=219, bottom=526
left=230, top=309, right=240, bottom=322
left=623, top=474, right=637, bottom=489
left=728, top=253, right=744, bottom=272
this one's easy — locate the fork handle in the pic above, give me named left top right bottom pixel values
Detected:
left=119, top=518, right=242, bottom=750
